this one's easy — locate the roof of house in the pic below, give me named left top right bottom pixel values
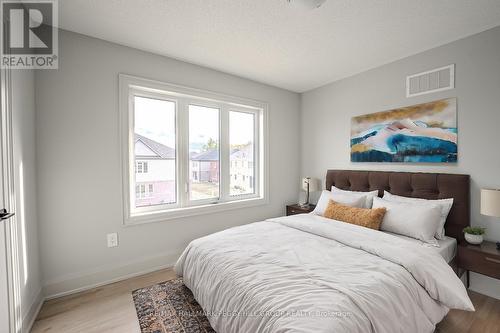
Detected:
left=191, top=144, right=253, bottom=162
left=135, top=137, right=253, bottom=162
left=191, top=149, right=219, bottom=161
left=230, top=144, right=254, bottom=161
left=135, top=134, right=175, bottom=159
left=190, top=144, right=253, bottom=162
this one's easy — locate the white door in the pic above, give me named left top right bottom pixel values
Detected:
left=0, top=210, right=11, bottom=333
left=0, top=62, right=15, bottom=333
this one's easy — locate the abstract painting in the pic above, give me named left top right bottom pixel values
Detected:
left=351, top=98, right=457, bottom=163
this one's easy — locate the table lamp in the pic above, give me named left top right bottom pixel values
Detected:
left=480, top=189, right=500, bottom=250
left=300, top=177, right=319, bottom=208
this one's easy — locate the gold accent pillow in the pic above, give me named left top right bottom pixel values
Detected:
left=323, top=199, right=386, bottom=230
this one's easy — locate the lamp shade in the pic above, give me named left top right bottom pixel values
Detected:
left=481, top=189, right=500, bottom=218
left=302, top=177, right=319, bottom=192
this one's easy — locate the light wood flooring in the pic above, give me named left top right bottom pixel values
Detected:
left=31, top=269, right=176, bottom=333
left=32, top=268, right=500, bottom=333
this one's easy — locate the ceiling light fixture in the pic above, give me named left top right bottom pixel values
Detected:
left=287, top=0, right=327, bottom=10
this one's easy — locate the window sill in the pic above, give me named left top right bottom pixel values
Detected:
left=124, top=196, right=268, bottom=226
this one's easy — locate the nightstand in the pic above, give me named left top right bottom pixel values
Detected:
left=458, top=241, right=500, bottom=288
left=286, top=204, right=316, bottom=216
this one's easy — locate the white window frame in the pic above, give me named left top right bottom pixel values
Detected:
left=119, top=74, right=269, bottom=225
left=228, top=107, right=259, bottom=198
left=186, top=100, right=222, bottom=207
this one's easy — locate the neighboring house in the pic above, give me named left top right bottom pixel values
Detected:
left=190, top=150, right=219, bottom=183
left=189, top=144, right=254, bottom=193
left=135, top=134, right=253, bottom=205
left=230, top=144, right=254, bottom=193
left=134, top=134, right=176, bottom=207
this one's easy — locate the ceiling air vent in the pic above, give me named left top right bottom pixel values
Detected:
left=406, top=64, right=455, bottom=98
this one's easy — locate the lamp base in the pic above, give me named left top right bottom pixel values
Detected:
left=299, top=203, right=311, bottom=209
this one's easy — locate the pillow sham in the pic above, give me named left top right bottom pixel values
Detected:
left=312, top=190, right=366, bottom=216
left=331, top=186, right=379, bottom=208
left=323, top=200, right=386, bottom=230
left=383, top=191, right=454, bottom=240
left=372, top=197, right=441, bottom=246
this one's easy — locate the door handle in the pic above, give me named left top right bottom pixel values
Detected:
left=0, top=208, right=14, bottom=221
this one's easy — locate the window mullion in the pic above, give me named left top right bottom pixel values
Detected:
left=128, top=91, right=137, bottom=211
left=254, top=110, right=261, bottom=197
left=177, top=98, right=189, bottom=208
left=220, top=106, right=230, bottom=202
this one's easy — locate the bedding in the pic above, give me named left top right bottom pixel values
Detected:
left=388, top=233, right=457, bottom=263
left=382, top=191, right=454, bottom=240
left=312, top=190, right=365, bottom=216
left=331, top=186, right=379, bottom=208
left=175, top=214, right=473, bottom=333
left=372, top=197, right=441, bottom=245
left=435, top=236, right=458, bottom=263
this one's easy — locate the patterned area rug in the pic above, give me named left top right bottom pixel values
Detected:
left=133, top=278, right=215, bottom=333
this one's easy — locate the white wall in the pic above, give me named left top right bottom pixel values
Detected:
left=35, top=30, right=301, bottom=297
left=301, top=25, right=500, bottom=299
left=11, top=70, right=43, bottom=330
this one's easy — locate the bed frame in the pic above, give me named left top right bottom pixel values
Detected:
left=325, top=170, right=470, bottom=242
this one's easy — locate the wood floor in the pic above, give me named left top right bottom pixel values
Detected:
left=436, top=291, right=500, bottom=333
left=31, top=269, right=177, bottom=333
left=32, top=268, right=500, bottom=333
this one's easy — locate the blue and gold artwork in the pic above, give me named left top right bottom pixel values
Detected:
left=351, top=98, right=457, bottom=163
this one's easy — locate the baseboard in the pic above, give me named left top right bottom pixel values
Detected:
left=23, top=288, right=44, bottom=333
left=43, top=250, right=182, bottom=300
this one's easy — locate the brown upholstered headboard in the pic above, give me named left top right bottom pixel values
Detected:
left=325, top=170, right=470, bottom=241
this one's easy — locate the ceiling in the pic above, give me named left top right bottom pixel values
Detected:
left=59, top=0, right=500, bottom=92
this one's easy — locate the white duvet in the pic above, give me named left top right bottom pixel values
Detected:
left=175, top=214, right=473, bottom=333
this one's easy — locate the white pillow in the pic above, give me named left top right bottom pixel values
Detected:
left=331, top=186, right=379, bottom=208
left=382, top=191, right=453, bottom=240
left=313, top=190, right=366, bottom=216
left=372, top=197, right=441, bottom=246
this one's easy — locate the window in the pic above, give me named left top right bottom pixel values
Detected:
left=189, top=105, right=219, bottom=201
left=230, top=111, right=255, bottom=196
left=133, top=96, right=176, bottom=208
left=136, top=183, right=154, bottom=198
left=135, top=161, right=148, bottom=174
left=120, top=75, right=267, bottom=224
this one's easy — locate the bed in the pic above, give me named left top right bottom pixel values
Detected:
left=175, top=170, right=474, bottom=333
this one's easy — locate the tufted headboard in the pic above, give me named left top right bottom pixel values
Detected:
left=325, top=170, right=470, bottom=241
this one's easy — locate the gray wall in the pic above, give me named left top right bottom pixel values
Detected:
left=36, top=30, right=301, bottom=297
left=301, top=25, right=500, bottom=299
left=11, top=69, right=43, bottom=329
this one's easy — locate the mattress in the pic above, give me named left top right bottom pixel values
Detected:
left=387, top=232, right=457, bottom=263
left=176, top=214, right=473, bottom=333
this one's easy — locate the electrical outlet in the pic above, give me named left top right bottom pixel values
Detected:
left=107, top=233, right=118, bottom=248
